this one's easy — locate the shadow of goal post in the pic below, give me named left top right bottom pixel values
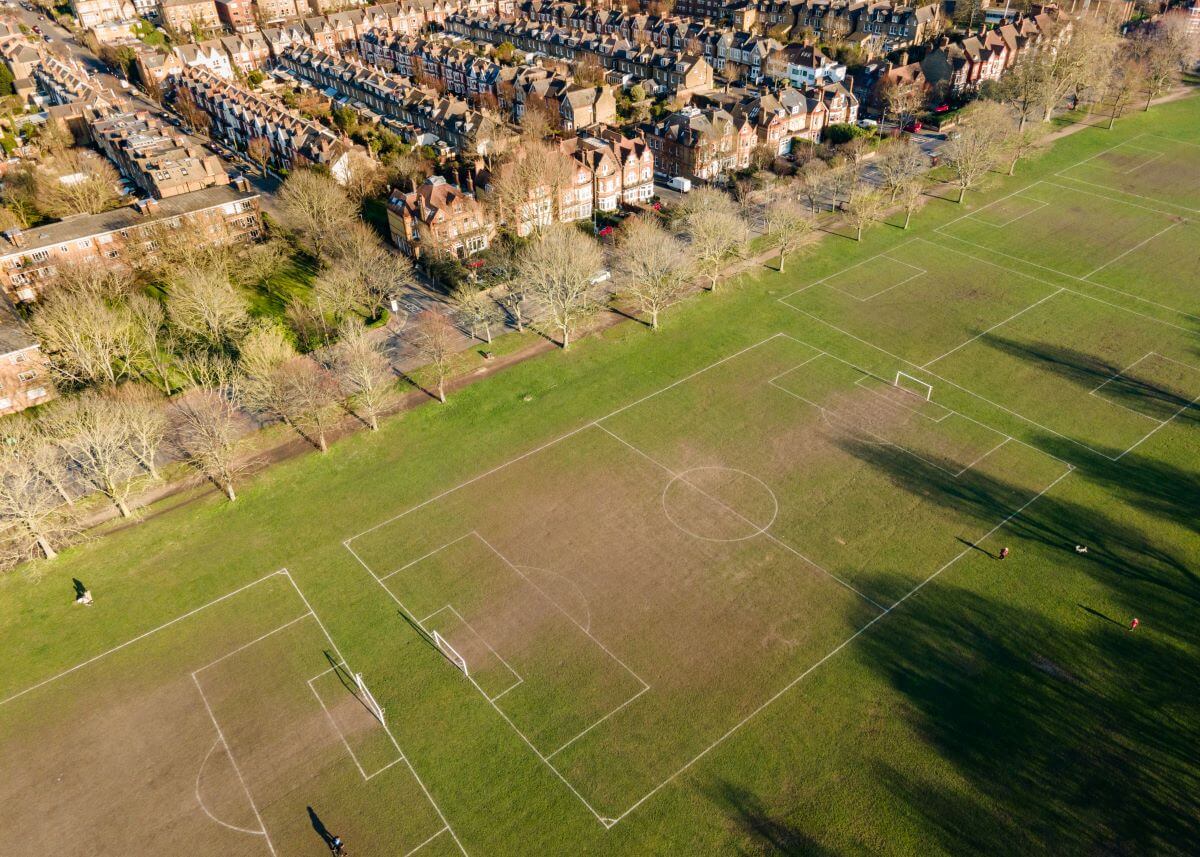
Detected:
left=895, top=371, right=934, bottom=401
left=432, top=631, right=469, bottom=677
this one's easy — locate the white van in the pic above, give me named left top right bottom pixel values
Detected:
left=667, top=176, right=692, bottom=193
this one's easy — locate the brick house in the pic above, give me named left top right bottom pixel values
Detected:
left=641, top=105, right=755, bottom=183
left=159, top=0, right=221, bottom=33
left=387, top=175, right=496, bottom=259
left=0, top=304, right=52, bottom=416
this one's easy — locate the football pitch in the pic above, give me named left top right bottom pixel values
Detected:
left=0, top=98, right=1197, bottom=855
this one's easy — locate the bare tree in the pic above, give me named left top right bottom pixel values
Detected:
left=246, top=136, right=272, bottom=175
left=764, top=198, right=815, bottom=272
left=274, top=358, right=342, bottom=453
left=172, top=373, right=243, bottom=501
left=679, top=206, right=744, bottom=291
left=36, top=152, right=121, bottom=218
left=516, top=223, right=604, bottom=348
left=47, top=392, right=138, bottom=518
left=941, top=105, right=1006, bottom=203
left=483, top=141, right=574, bottom=232
left=1105, top=58, right=1147, bottom=128
left=845, top=185, right=887, bottom=241
left=111, top=384, right=167, bottom=479
left=174, top=87, right=211, bottom=135
left=412, top=310, right=458, bottom=403
left=327, top=320, right=395, bottom=431
left=0, top=455, right=73, bottom=561
left=452, top=285, right=503, bottom=343
left=798, top=158, right=831, bottom=214
left=875, top=138, right=928, bottom=201
left=166, top=268, right=252, bottom=352
left=882, top=78, right=926, bottom=131
left=127, top=294, right=173, bottom=395
left=341, top=150, right=387, bottom=203
left=897, top=178, right=925, bottom=230
left=277, top=169, right=359, bottom=263
left=1134, top=15, right=1198, bottom=109
left=327, top=221, right=414, bottom=322
left=614, top=216, right=692, bottom=330
left=0, top=420, right=73, bottom=506
left=30, top=289, right=143, bottom=389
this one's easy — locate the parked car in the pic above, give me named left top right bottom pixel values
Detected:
left=597, top=225, right=614, bottom=237
left=933, top=104, right=951, bottom=114
left=857, top=118, right=878, bottom=129
left=667, top=176, right=691, bottom=193
left=903, top=119, right=923, bottom=133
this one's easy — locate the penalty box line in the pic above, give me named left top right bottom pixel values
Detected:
left=604, top=458, right=1076, bottom=828
left=777, top=283, right=1198, bottom=463
left=343, top=334, right=1071, bottom=830
left=766, top=354, right=1012, bottom=481
left=308, top=661, right=406, bottom=782
left=418, top=604, right=523, bottom=703
left=196, top=570, right=468, bottom=857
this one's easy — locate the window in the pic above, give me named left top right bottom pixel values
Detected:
left=12, top=353, right=26, bottom=364
left=29, top=251, right=48, bottom=263
left=17, top=370, right=37, bottom=382
left=27, top=388, right=46, bottom=400
left=0, top=397, right=10, bottom=410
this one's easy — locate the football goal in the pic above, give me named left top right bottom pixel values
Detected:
left=432, top=631, right=469, bottom=677
left=894, top=371, right=933, bottom=401
left=354, top=671, right=386, bottom=725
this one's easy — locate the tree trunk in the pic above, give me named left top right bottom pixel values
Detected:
left=856, top=224, right=863, bottom=241
left=904, top=208, right=913, bottom=230
left=368, top=412, right=379, bottom=431
left=561, top=324, right=571, bottom=350
left=223, top=481, right=237, bottom=502
left=35, top=533, right=56, bottom=560
left=484, top=323, right=492, bottom=344
left=957, top=185, right=966, bottom=204
left=437, top=376, right=446, bottom=403
left=115, top=496, right=131, bottom=518
left=778, top=250, right=787, bottom=273
left=650, top=308, right=659, bottom=330
left=1009, top=155, right=1019, bottom=176
left=316, top=430, right=327, bottom=453
left=1018, top=113, right=1027, bottom=133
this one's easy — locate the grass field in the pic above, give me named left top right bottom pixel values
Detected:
left=1, top=96, right=1197, bottom=855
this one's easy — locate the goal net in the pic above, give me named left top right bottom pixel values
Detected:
left=432, top=631, right=469, bottom=677
left=354, top=672, right=386, bottom=725
left=894, top=371, right=933, bottom=401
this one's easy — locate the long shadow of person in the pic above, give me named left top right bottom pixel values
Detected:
left=307, top=806, right=335, bottom=850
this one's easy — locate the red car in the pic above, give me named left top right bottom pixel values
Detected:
left=903, top=119, right=923, bottom=133
left=933, top=104, right=951, bottom=114
left=597, top=225, right=614, bottom=237
left=466, top=259, right=485, bottom=269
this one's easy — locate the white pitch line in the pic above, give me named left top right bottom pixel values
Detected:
left=0, top=570, right=288, bottom=708
left=921, top=289, right=1066, bottom=369
left=592, top=422, right=888, bottom=612
left=192, top=674, right=278, bottom=857
left=1085, top=220, right=1182, bottom=279
left=191, top=612, right=313, bottom=675
left=603, top=461, right=1076, bottom=828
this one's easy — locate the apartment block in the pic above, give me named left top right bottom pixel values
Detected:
left=88, top=108, right=231, bottom=200
left=0, top=184, right=261, bottom=304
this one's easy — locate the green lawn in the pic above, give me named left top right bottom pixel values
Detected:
left=0, top=96, right=1198, bottom=855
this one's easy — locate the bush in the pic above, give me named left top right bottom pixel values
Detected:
left=823, top=123, right=869, bottom=145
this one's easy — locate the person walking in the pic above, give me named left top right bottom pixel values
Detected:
left=999, top=547, right=1010, bottom=560
left=1129, top=618, right=1139, bottom=632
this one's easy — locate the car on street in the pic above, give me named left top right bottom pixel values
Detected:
left=857, top=118, right=879, bottom=129
left=903, top=120, right=924, bottom=133
left=666, top=176, right=691, bottom=193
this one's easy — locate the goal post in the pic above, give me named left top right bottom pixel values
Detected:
left=432, top=630, right=468, bottom=677
left=894, top=371, right=933, bottom=401
left=354, top=672, right=386, bottom=725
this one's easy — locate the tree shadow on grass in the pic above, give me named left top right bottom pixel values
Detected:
left=856, top=583, right=1200, bottom=855
left=976, top=335, right=1200, bottom=429
left=832, top=435, right=1200, bottom=609
left=709, top=782, right=838, bottom=856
